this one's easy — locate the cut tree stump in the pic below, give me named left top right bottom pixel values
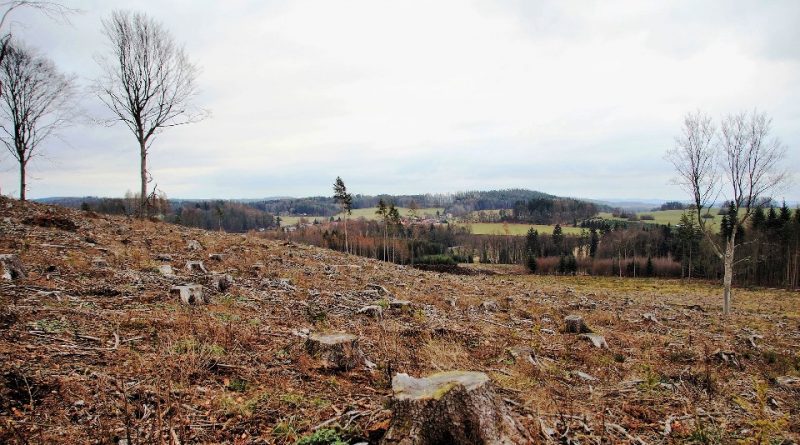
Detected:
left=579, top=333, right=608, bottom=349
left=305, top=332, right=362, bottom=371
left=0, top=254, right=25, bottom=280
left=382, top=371, right=529, bottom=444
left=367, top=283, right=392, bottom=297
left=564, top=315, right=592, bottom=334
left=481, top=300, right=500, bottom=312
left=357, top=305, right=383, bottom=318
left=185, top=261, right=208, bottom=274
left=171, top=284, right=206, bottom=305
left=91, top=257, right=109, bottom=268
left=389, top=300, right=412, bottom=310
left=208, top=273, right=233, bottom=292
left=208, top=253, right=225, bottom=261
left=158, top=265, right=174, bottom=277
left=187, top=240, right=203, bottom=251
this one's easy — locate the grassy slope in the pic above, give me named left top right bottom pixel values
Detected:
left=461, top=222, right=585, bottom=236
left=598, top=209, right=726, bottom=226
left=1, top=198, right=798, bottom=443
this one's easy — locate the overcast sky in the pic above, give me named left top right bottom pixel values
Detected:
left=1, top=0, right=798, bottom=201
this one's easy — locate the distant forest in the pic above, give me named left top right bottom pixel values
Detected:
left=44, top=188, right=607, bottom=221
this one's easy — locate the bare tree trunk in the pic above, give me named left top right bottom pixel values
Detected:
left=139, top=138, right=148, bottom=218
left=18, top=159, right=25, bottom=201
left=722, top=237, right=735, bottom=315
left=343, top=217, right=348, bottom=254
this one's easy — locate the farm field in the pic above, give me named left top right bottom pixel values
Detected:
left=279, top=207, right=444, bottom=226
left=463, top=222, right=585, bottom=235
left=598, top=209, right=725, bottom=226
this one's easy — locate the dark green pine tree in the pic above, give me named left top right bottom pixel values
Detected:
left=526, top=249, right=537, bottom=274
left=779, top=201, right=791, bottom=224
left=525, top=227, right=539, bottom=256
left=751, top=206, right=766, bottom=231
left=332, top=176, right=353, bottom=253
left=552, top=224, right=564, bottom=254
left=589, top=228, right=599, bottom=258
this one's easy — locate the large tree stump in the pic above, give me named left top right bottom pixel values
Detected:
left=305, top=333, right=362, bottom=371
left=185, top=261, right=208, bottom=274
left=208, top=273, right=233, bottom=292
left=0, top=254, right=25, bottom=280
left=382, top=371, right=529, bottom=444
left=579, top=333, right=608, bottom=349
left=171, top=284, right=206, bottom=305
left=564, top=315, right=592, bottom=334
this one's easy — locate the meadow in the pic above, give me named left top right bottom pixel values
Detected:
left=461, top=222, right=585, bottom=235
left=279, top=207, right=444, bottom=226
left=597, top=209, right=725, bottom=226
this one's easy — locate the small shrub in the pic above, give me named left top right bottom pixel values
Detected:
left=734, top=380, right=789, bottom=445
left=414, top=254, right=456, bottom=265
left=227, top=378, right=247, bottom=392
left=295, top=428, right=347, bottom=445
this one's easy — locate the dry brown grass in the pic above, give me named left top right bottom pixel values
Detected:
left=0, top=197, right=798, bottom=444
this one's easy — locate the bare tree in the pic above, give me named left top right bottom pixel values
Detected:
left=667, top=110, right=788, bottom=314
left=96, top=10, right=206, bottom=217
left=0, top=40, right=75, bottom=200
left=0, top=1, right=75, bottom=84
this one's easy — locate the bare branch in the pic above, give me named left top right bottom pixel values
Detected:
left=0, top=39, right=75, bottom=200
left=95, top=10, right=207, bottom=216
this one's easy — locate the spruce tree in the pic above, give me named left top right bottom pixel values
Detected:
left=332, top=177, right=353, bottom=253
left=526, top=250, right=537, bottom=274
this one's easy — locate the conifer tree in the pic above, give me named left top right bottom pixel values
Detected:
left=332, top=177, right=353, bottom=253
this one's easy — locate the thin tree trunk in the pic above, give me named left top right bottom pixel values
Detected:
left=139, top=138, right=148, bottom=218
left=343, top=217, right=348, bottom=254
left=19, top=159, right=25, bottom=201
left=722, top=236, right=735, bottom=315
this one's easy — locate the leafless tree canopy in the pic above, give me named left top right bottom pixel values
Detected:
left=718, top=111, right=788, bottom=224
left=667, top=109, right=789, bottom=314
left=0, top=40, right=75, bottom=200
left=666, top=110, right=718, bottom=225
left=96, top=10, right=206, bottom=215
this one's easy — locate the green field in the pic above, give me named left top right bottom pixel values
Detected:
left=597, top=209, right=725, bottom=226
left=279, top=207, right=444, bottom=226
left=462, top=223, right=585, bottom=236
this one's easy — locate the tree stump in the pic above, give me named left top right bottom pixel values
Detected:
left=641, top=313, right=658, bottom=324
left=578, top=333, right=608, bottom=349
left=564, top=315, right=592, bottom=334
left=187, top=240, right=203, bottom=251
left=208, top=273, right=233, bottom=292
left=91, top=257, right=109, bottom=268
left=382, top=371, right=529, bottom=444
left=367, top=283, right=393, bottom=297
left=171, top=284, right=206, bottom=305
left=305, top=333, right=362, bottom=371
left=208, top=253, right=225, bottom=261
left=389, top=300, right=412, bottom=310
left=481, top=300, right=500, bottom=312
left=0, top=254, right=25, bottom=280
left=357, top=305, right=383, bottom=318
left=158, top=265, right=174, bottom=277
left=185, top=261, right=207, bottom=274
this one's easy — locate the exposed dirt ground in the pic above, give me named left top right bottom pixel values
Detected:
left=1, top=197, right=798, bottom=444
